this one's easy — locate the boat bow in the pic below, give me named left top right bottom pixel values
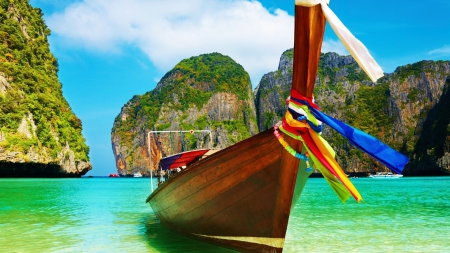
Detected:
left=146, top=1, right=409, bottom=252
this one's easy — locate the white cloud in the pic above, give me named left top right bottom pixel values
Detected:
left=46, top=0, right=294, bottom=86
left=428, top=45, right=450, bottom=56
left=321, top=38, right=349, bottom=56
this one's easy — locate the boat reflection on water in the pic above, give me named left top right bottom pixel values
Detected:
left=143, top=213, right=235, bottom=253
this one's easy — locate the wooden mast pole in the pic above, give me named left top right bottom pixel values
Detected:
left=282, top=4, right=326, bottom=157
left=273, top=3, right=327, bottom=239
left=292, top=4, right=326, bottom=98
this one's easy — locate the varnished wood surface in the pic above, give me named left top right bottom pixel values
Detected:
left=148, top=128, right=300, bottom=252
left=292, top=4, right=326, bottom=98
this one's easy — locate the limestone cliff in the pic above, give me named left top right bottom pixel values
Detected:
left=111, top=53, right=257, bottom=176
left=256, top=50, right=450, bottom=175
left=0, top=0, right=91, bottom=177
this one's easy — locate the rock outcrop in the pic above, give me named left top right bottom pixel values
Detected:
left=111, top=53, right=257, bottom=176
left=111, top=49, right=450, bottom=177
left=0, top=0, right=91, bottom=177
left=256, top=50, right=450, bottom=175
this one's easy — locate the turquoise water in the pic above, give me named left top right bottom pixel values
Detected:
left=1, top=177, right=449, bottom=252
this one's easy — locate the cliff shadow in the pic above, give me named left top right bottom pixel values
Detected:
left=0, top=162, right=81, bottom=178
left=411, top=76, right=450, bottom=175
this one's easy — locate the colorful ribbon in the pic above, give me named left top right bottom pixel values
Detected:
left=290, top=89, right=409, bottom=174
left=280, top=110, right=361, bottom=202
left=277, top=88, right=409, bottom=202
left=274, top=124, right=312, bottom=171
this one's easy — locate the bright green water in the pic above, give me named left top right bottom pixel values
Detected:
left=0, top=177, right=449, bottom=252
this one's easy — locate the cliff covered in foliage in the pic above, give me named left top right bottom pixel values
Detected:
left=112, top=48, right=450, bottom=176
left=111, top=53, right=257, bottom=176
left=256, top=50, right=450, bottom=176
left=0, top=0, right=91, bottom=177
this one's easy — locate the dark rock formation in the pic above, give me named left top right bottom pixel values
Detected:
left=255, top=51, right=450, bottom=175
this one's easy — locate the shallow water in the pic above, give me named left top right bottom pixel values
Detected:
left=285, top=177, right=450, bottom=252
left=0, top=176, right=449, bottom=252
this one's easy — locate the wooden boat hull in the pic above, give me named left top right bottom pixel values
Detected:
left=147, top=4, right=326, bottom=252
left=147, top=128, right=307, bottom=252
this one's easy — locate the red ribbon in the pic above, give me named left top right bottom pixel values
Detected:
left=290, top=89, right=321, bottom=110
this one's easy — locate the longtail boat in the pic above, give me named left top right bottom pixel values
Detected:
left=146, top=1, right=409, bottom=252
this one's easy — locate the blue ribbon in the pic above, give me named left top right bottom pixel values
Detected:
left=290, top=97, right=409, bottom=174
left=288, top=108, right=323, bottom=133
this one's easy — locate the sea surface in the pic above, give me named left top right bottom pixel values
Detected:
left=1, top=176, right=449, bottom=253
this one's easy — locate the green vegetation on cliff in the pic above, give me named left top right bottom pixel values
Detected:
left=113, top=53, right=253, bottom=140
left=0, top=0, right=89, bottom=163
left=345, top=83, right=394, bottom=138
left=111, top=53, right=257, bottom=174
left=256, top=51, right=450, bottom=175
left=173, top=53, right=251, bottom=100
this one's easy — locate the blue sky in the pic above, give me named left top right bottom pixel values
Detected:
left=28, top=0, right=450, bottom=176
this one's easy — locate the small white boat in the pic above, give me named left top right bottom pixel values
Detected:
left=368, top=172, right=403, bottom=178
left=133, top=172, right=143, bottom=178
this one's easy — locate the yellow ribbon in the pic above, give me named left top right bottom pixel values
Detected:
left=282, top=111, right=362, bottom=202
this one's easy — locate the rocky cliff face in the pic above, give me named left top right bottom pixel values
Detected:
left=256, top=50, right=450, bottom=175
left=255, top=50, right=293, bottom=131
left=111, top=53, right=257, bottom=176
left=388, top=62, right=450, bottom=175
left=112, top=49, right=450, bottom=176
left=0, top=0, right=91, bottom=177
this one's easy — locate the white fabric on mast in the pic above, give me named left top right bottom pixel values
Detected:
left=295, top=0, right=384, bottom=82
left=295, top=0, right=329, bottom=7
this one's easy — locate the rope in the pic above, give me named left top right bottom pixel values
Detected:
left=273, top=124, right=311, bottom=172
